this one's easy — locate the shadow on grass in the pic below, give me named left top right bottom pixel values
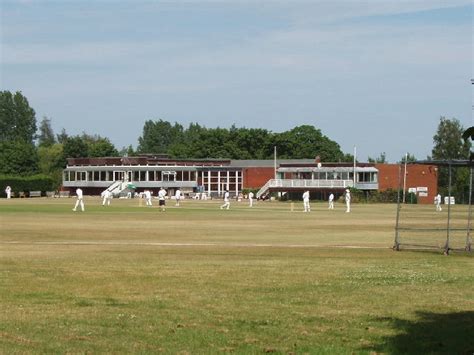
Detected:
left=369, top=311, right=474, bottom=354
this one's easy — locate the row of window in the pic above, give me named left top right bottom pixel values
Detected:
left=291, top=172, right=377, bottom=183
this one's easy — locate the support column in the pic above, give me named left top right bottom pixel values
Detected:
left=207, top=170, right=211, bottom=195
left=226, top=171, right=230, bottom=192
left=235, top=170, right=239, bottom=196
left=218, top=171, right=221, bottom=196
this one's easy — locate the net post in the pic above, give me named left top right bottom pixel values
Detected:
left=444, top=162, right=452, bottom=255
left=466, top=166, right=473, bottom=252
left=393, top=164, right=402, bottom=251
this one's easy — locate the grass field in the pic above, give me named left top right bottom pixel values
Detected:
left=0, top=197, right=473, bottom=354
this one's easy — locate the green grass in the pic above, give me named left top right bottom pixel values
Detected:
left=0, top=198, right=473, bottom=353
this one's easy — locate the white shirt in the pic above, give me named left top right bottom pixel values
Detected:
left=345, top=191, right=351, bottom=202
left=175, top=190, right=181, bottom=199
left=303, top=191, right=310, bottom=202
left=224, top=192, right=230, bottom=202
left=144, top=190, right=151, bottom=199
left=76, top=188, right=83, bottom=199
left=158, top=189, right=167, bottom=200
left=248, top=192, right=254, bottom=199
left=329, top=193, right=334, bottom=202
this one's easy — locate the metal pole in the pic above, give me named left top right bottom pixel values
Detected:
left=274, top=146, right=277, bottom=180
left=393, top=164, right=402, bottom=251
left=466, top=166, right=473, bottom=252
left=353, top=146, right=357, bottom=187
left=403, top=152, right=408, bottom=203
left=444, top=163, right=452, bottom=255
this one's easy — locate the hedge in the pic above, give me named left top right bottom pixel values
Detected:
left=0, top=175, right=55, bottom=197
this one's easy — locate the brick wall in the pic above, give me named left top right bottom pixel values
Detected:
left=376, top=164, right=438, bottom=204
left=242, top=167, right=275, bottom=189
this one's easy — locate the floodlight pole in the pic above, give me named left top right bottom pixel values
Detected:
left=466, top=166, right=473, bottom=252
left=393, top=164, right=402, bottom=251
left=444, top=162, right=452, bottom=255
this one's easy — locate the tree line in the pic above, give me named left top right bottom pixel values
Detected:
left=0, top=90, right=471, bottom=197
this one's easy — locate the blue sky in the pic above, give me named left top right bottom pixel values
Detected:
left=1, top=0, right=472, bottom=162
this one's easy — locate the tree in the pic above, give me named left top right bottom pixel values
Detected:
left=431, top=117, right=471, bottom=202
left=38, top=143, right=64, bottom=187
left=400, top=153, right=417, bottom=163
left=0, top=140, right=38, bottom=175
left=137, top=119, right=184, bottom=154
left=0, top=91, right=37, bottom=143
left=38, top=116, right=56, bottom=147
left=368, top=152, right=387, bottom=163
left=0, top=91, right=38, bottom=175
left=80, top=133, right=118, bottom=157
left=56, top=128, right=69, bottom=144
left=63, top=136, right=89, bottom=159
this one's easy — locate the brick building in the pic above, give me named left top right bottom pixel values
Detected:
left=62, top=156, right=438, bottom=203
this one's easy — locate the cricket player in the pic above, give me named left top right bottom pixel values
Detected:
left=328, top=193, right=334, bottom=210
left=345, top=189, right=351, bottom=213
left=144, top=189, right=153, bottom=206
left=248, top=191, right=254, bottom=207
left=303, top=190, right=310, bottom=212
left=5, top=185, right=11, bottom=199
left=158, top=187, right=167, bottom=212
left=102, top=189, right=112, bottom=206
left=72, top=188, right=85, bottom=212
left=175, top=188, right=182, bottom=207
left=220, top=190, right=230, bottom=210
left=435, top=193, right=442, bottom=212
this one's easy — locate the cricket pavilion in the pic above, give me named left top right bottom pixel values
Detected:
left=62, top=155, right=438, bottom=203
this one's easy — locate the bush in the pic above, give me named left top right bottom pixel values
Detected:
left=0, top=175, right=55, bottom=197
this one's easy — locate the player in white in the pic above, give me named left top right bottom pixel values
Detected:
left=248, top=191, right=254, bottom=207
left=158, top=187, right=167, bottom=212
left=144, top=189, right=153, bottom=206
left=303, top=190, right=310, bottom=212
left=220, top=190, right=230, bottom=210
left=435, top=193, right=442, bottom=212
left=5, top=185, right=11, bottom=199
left=328, top=193, right=334, bottom=210
left=72, top=188, right=85, bottom=212
left=175, top=188, right=182, bottom=207
left=345, top=189, right=351, bottom=213
left=102, top=189, right=112, bottom=206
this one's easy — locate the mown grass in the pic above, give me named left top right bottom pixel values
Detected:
left=0, top=198, right=473, bottom=353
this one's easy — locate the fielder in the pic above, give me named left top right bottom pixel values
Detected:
left=5, top=185, right=11, bottom=199
left=175, top=188, right=182, bottom=207
left=72, top=187, right=85, bottom=212
left=303, top=190, right=310, bottom=212
left=102, top=189, right=112, bottom=206
left=220, top=190, right=230, bottom=210
left=248, top=191, right=254, bottom=207
left=328, top=193, right=334, bottom=210
left=435, top=193, right=442, bottom=212
left=158, top=187, right=167, bottom=212
left=144, top=189, right=153, bottom=206
left=345, top=189, right=351, bottom=213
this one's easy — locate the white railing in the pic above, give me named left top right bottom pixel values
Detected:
left=256, top=179, right=355, bottom=199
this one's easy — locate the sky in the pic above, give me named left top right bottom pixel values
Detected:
left=1, top=0, right=472, bottom=162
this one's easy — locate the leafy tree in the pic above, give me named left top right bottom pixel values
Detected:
left=368, top=152, right=387, bottom=163
left=0, top=140, right=38, bottom=175
left=0, top=91, right=38, bottom=175
left=400, top=153, right=417, bottom=163
left=56, top=128, right=69, bottom=144
left=38, top=143, right=64, bottom=187
left=63, top=136, right=89, bottom=159
left=80, top=133, right=118, bottom=157
left=0, top=91, right=37, bottom=143
left=431, top=117, right=471, bottom=202
left=38, top=116, right=56, bottom=147
left=137, top=119, right=184, bottom=154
